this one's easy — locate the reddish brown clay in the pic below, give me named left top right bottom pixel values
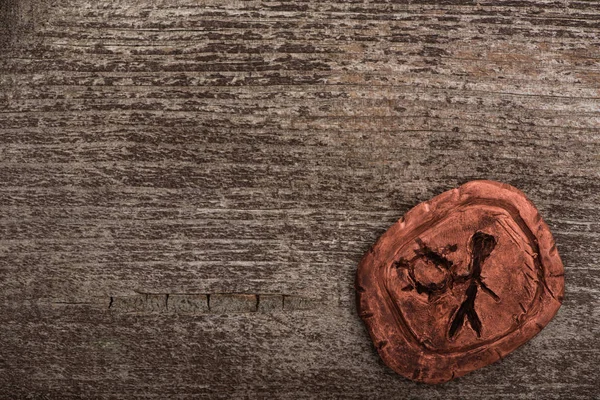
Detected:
left=355, top=180, right=564, bottom=384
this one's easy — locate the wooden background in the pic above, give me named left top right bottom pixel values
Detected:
left=1, top=0, right=599, bottom=398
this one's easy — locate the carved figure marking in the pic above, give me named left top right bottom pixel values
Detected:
left=394, top=231, right=499, bottom=339
left=448, top=232, right=498, bottom=338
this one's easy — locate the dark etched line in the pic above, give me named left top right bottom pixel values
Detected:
left=449, top=284, right=479, bottom=338
left=540, top=276, right=559, bottom=301
left=495, top=349, right=503, bottom=360
left=479, top=280, right=500, bottom=302
left=414, top=237, right=455, bottom=270
left=466, top=298, right=482, bottom=337
left=394, top=243, right=457, bottom=300
left=412, top=369, right=420, bottom=380
left=536, top=322, right=544, bottom=331
left=449, top=231, right=497, bottom=339
left=355, top=285, right=367, bottom=293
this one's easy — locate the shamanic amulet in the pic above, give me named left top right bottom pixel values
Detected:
left=355, top=180, right=564, bottom=384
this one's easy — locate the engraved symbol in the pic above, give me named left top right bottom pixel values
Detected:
left=394, top=231, right=499, bottom=339
left=448, top=232, right=498, bottom=338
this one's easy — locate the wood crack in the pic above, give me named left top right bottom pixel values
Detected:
left=106, top=293, right=325, bottom=314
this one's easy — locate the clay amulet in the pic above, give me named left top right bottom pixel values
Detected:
left=355, top=180, right=564, bottom=383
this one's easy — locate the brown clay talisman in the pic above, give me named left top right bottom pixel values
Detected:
left=355, top=180, right=564, bottom=383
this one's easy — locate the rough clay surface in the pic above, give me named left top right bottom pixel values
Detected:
left=356, top=180, right=565, bottom=383
left=0, top=0, right=599, bottom=398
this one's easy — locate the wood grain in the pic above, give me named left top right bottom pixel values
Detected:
left=0, top=0, right=599, bottom=398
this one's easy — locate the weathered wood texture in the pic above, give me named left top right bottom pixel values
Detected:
left=0, top=0, right=599, bottom=398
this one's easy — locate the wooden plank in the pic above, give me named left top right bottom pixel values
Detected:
left=0, top=0, right=599, bottom=398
